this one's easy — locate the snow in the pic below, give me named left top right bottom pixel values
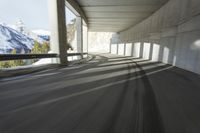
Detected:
left=33, top=51, right=56, bottom=65
left=0, top=23, right=34, bottom=54
left=31, top=29, right=50, bottom=43
left=31, top=29, right=50, bottom=36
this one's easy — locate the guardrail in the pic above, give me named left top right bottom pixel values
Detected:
left=67, top=52, right=87, bottom=56
left=0, top=53, right=87, bottom=61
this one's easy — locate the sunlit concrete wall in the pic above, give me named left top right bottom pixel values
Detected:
left=118, top=44, right=125, bottom=55
left=133, top=42, right=141, bottom=58
left=125, top=43, right=132, bottom=56
left=111, top=44, right=117, bottom=54
left=143, top=42, right=151, bottom=60
left=111, top=0, right=200, bottom=74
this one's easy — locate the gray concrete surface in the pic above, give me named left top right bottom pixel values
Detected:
left=0, top=53, right=200, bottom=133
left=76, top=16, right=84, bottom=59
left=48, top=0, right=68, bottom=64
left=111, top=0, right=200, bottom=75
left=75, top=0, right=169, bottom=32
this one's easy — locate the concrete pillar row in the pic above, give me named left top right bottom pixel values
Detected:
left=76, top=16, right=83, bottom=59
left=48, top=0, right=68, bottom=64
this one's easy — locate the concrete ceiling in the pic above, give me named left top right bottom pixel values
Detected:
left=75, top=0, right=169, bottom=32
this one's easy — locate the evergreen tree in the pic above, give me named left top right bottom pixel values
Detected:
left=0, top=41, right=51, bottom=68
left=32, top=41, right=41, bottom=54
left=41, top=42, right=50, bottom=53
left=0, top=61, right=10, bottom=68
left=9, top=49, right=17, bottom=67
left=9, top=49, right=24, bottom=67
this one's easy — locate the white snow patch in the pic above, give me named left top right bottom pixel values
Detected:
left=31, top=29, right=50, bottom=36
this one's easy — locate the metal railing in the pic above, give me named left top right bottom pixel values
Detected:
left=0, top=53, right=87, bottom=61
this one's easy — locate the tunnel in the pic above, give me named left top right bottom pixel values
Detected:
left=0, top=0, right=200, bottom=133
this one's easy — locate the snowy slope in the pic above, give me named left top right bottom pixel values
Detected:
left=0, top=24, right=34, bottom=54
left=31, top=29, right=50, bottom=42
left=32, top=29, right=50, bottom=36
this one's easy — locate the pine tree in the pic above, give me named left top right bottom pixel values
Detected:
left=41, top=42, right=50, bottom=53
left=32, top=41, right=41, bottom=54
left=9, top=49, right=24, bottom=67
left=0, top=61, right=10, bottom=68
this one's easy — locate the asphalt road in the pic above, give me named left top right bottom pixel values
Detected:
left=0, top=53, right=200, bottom=133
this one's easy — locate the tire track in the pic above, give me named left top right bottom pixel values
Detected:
left=131, top=59, right=165, bottom=133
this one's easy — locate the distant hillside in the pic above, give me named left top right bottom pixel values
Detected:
left=0, top=24, right=34, bottom=54
left=88, top=32, right=113, bottom=53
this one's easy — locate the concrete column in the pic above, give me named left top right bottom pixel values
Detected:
left=149, top=43, right=154, bottom=60
left=131, top=43, right=134, bottom=57
left=84, top=25, right=88, bottom=55
left=139, top=42, right=144, bottom=58
left=76, top=16, right=83, bottom=59
left=86, top=30, right=88, bottom=57
left=86, top=27, right=88, bottom=54
left=109, top=43, right=112, bottom=53
left=124, top=43, right=126, bottom=56
left=48, top=0, right=67, bottom=64
left=116, top=44, right=119, bottom=55
left=82, top=23, right=88, bottom=55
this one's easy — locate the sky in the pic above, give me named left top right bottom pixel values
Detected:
left=0, top=0, right=75, bottom=30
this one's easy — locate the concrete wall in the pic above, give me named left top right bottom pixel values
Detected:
left=111, top=0, right=200, bottom=74
left=125, top=43, right=132, bottom=56
left=111, top=44, right=118, bottom=54
left=133, top=42, right=141, bottom=58
left=118, top=43, right=125, bottom=55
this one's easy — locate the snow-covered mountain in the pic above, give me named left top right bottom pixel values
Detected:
left=31, top=29, right=50, bottom=43
left=0, top=23, right=34, bottom=54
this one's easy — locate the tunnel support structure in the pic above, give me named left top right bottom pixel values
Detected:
left=131, top=43, right=134, bottom=57
left=76, top=16, right=83, bottom=59
left=48, top=0, right=68, bottom=64
left=124, top=43, right=126, bottom=56
left=139, top=42, right=144, bottom=58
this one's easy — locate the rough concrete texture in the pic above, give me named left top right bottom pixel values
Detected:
left=76, top=0, right=168, bottom=32
left=1, top=54, right=200, bottom=133
left=111, top=0, right=200, bottom=74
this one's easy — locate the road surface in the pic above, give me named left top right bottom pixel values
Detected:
left=0, top=53, right=200, bottom=133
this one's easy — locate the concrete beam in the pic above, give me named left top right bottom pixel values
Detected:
left=77, top=0, right=168, bottom=6
left=76, top=0, right=168, bottom=32
left=82, top=5, right=160, bottom=12
left=48, top=0, right=67, bottom=64
left=85, top=12, right=150, bottom=18
left=66, top=0, right=88, bottom=25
